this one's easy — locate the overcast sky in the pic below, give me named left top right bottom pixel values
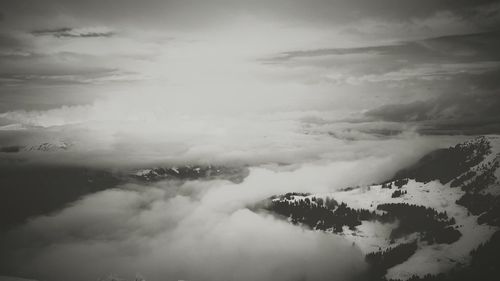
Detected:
left=0, top=0, right=500, bottom=164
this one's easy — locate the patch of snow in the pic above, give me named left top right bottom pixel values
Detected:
left=340, top=221, right=398, bottom=254
left=135, top=169, right=152, bottom=176
left=386, top=207, right=497, bottom=280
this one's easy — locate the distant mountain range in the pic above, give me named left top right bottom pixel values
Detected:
left=0, top=162, right=248, bottom=231
left=131, top=165, right=249, bottom=183
left=0, top=141, right=72, bottom=153
left=259, top=136, right=500, bottom=281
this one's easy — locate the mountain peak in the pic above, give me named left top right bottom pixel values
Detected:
left=393, top=135, right=498, bottom=184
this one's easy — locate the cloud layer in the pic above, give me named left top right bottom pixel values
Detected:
left=0, top=167, right=375, bottom=281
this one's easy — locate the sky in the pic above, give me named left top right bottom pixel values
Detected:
left=1, top=1, right=500, bottom=280
left=1, top=1, right=500, bottom=160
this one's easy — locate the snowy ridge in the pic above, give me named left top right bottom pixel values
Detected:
left=0, top=140, right=72, bottom=153
left=264, top=135, right=500, bottom=281
left=23, top=141, right=72, bottom=152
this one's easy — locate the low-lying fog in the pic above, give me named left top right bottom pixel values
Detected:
left=0, top=127, right=463, bottom=281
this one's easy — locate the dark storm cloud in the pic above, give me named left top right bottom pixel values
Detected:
left=0, top=70, right=123, bottom=86
left=267, top=44, right=417, bottom=62
left=0, top=51, right=142, bottom=86
left=0, top=66, right=119, bottom=86
left=267, top=28, right=500, bottom=135
left=31, top=27, right=114, bottom=38
left=365, top=101, right=434, bottom=122
left=262, top=30, right=500, bottom=111
left=364, top=71, right=500, bottom=134
left=1, top=0, right=499, bottom=30
left=268, top=30, right=500, bottom=64
left=419, top=116, right=500, bottom=135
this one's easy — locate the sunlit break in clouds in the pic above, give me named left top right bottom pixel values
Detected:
left=1, top=1, right=500, bottom=281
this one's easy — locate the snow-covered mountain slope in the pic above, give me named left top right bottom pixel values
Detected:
left=261, top=135, right=500, bottom=281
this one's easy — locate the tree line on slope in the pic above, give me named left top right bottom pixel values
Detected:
left=266, top=196, right=461, bottom=245
left=386, top=230, right=500, bottom=281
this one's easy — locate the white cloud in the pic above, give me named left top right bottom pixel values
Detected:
left=1, top=173, right=371, bottom=281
